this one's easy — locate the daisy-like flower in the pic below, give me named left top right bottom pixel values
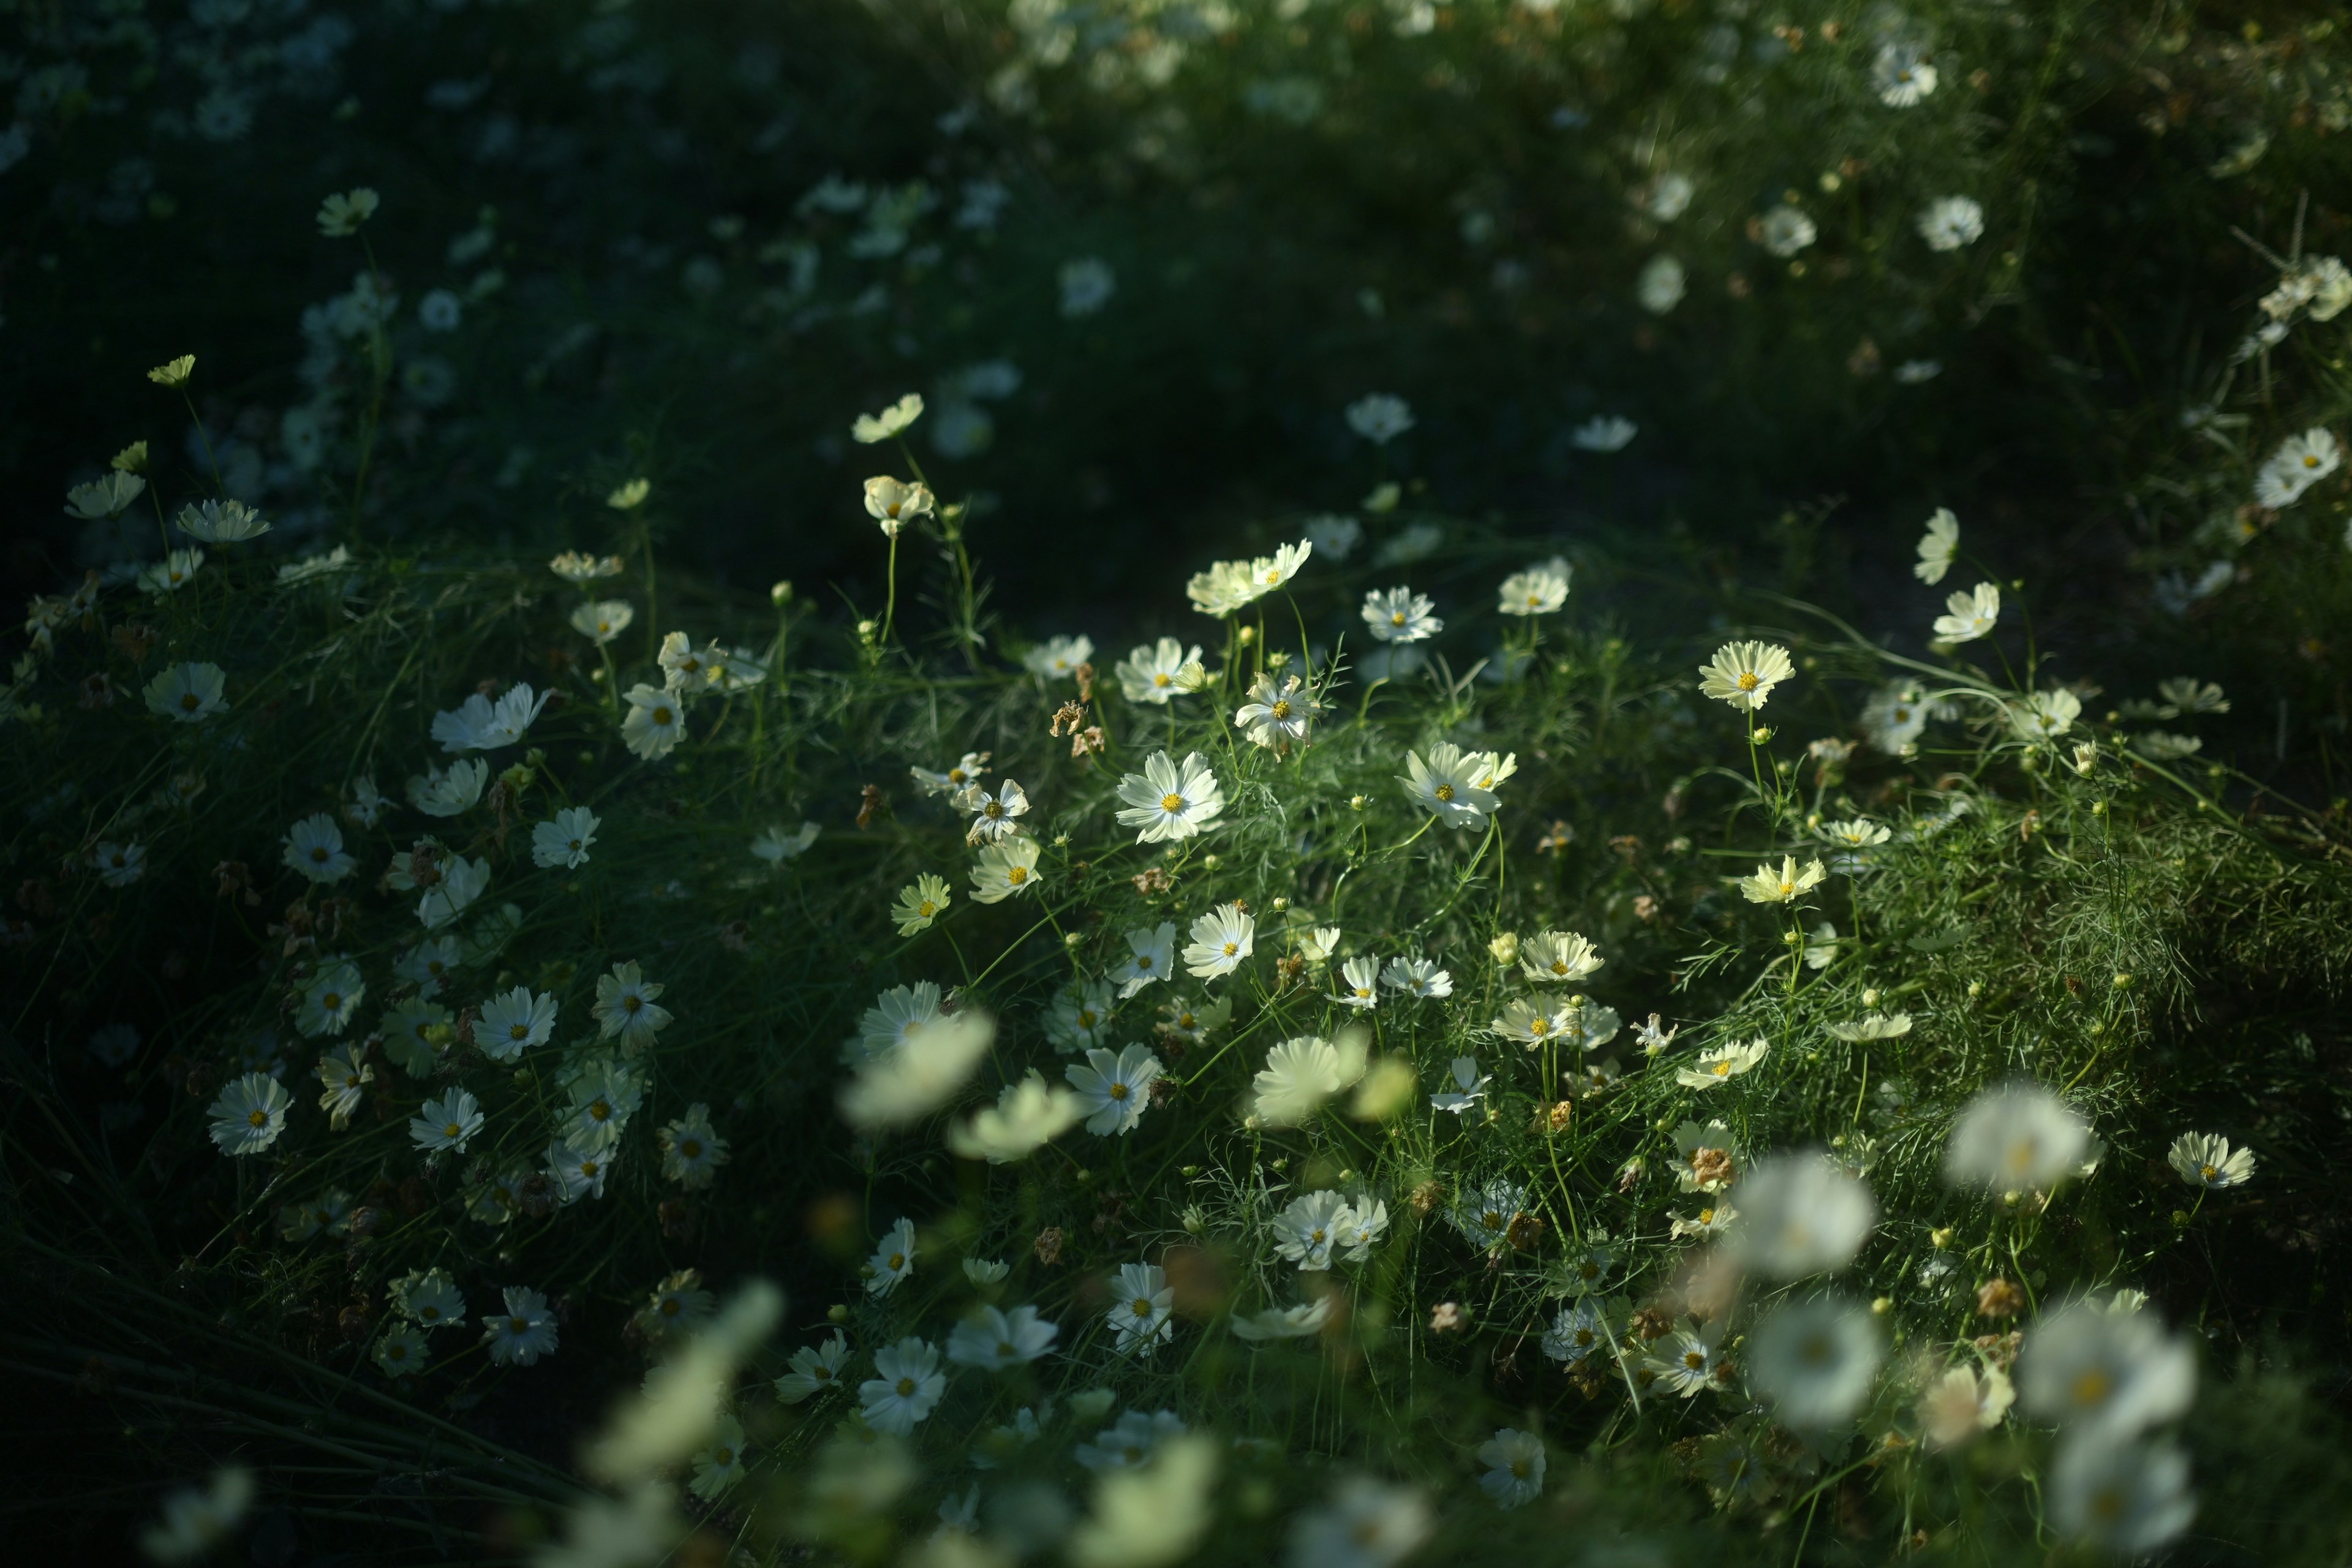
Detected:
left=1115, top=636, right=1202, bottom=704
left=852, top=393, right=923, bottom=445
left=948, top=1074, right=1084, bottom=1163
left=1066, top=1045, right=1163, bottom=1136
left=1289, top=1477, right=1432, bottom=1568
left=1344, top=393, right=1415, bottom=444
left=658, top=1103, right=729, bottom=1188
left=432, top=683, right=552, bottom=752
left=2051, top=1436, right=2196, bottom=1554
left=947, top=1304, right=1059, bottom=1370
left=139, top=1467, right=254, bottom=1564
left=1739, top=855, right=1828, bottom=905
left=407, top=758, right=489, bottom=818
left=1675, top=1037, right=1770, bottom=1090
left=296, top=959, right=366, bottom=1038
left=1820, top=818, right=1891, bottom=852
left=970, top=836, right=1042, bottom=903
left=1362, top=587, right=1441, bottom=645
left=1671, top=1202, right=1738, bottom=1240
left=1114, top=751, right=1224, bottom=844
left=373, top=1324, right=428, bottom=1378
left=66, top=470, right=146, bottom=519
left=1159, top=993, right=1231, bottom=1045
left=2167, top=1131, right=2255, bottom=1189
left=1538, top=1302, right=1608, bottom=1367
left=208, top=1072, right=293, bottom=1155
left=657, top=631, right=713, bottom=694
left=1042, top=978, right=1116, bottom=1054
left=1332, top=1196, right=1389, bottom=1263
left=1637, top=253, right=1686, bottom=314
left=544, top=1139, right=612, bottom=1202
left=1918, top=195, right=1985, bottom=251
left=1748, top=1296, right=1884, bottom=1430
left=893, top=873, right=953, bottom=935
left=1182, top=902, right=1256, bottom=979
left=410, top=1088, right=484, bottom=1155
left=91, top=842, right=147, bottom=887
left=282, top=813, right=355, bottom=884
left=1231, top=1297, right=1335, bottom=1343
left=867, top=1217, right=918, bottom=1296
left=1304, top=514, right=1363, bottom=560
left=145, top=662, right=228, bottom=723
left=1400, top=743, right=1500, bottom=830
left=1943, top=1081, right=2092, bottom=1190
left=1234, top=672, right=1320, bottom=750
left=775, top=1332, right=851, bottom=1403
left=1520, top=930, right=1602, bottom=985
left=1497, top=557, right=1572, bottom=616
left=910, top=751, right=990, bottom=796
left=1921, top=1362, right=2016, bottom=1449
left=1107, top=1262, right=1175, bottom=1354
left=314, top=1049, right=372, bottom=1130
left=481, top=1287, right=559, bottom=1366
left=570, top=600, right=635, bottom=645
left=1296, top=927, right=1342, bottom=965
left=1271, top=1190, right=1350, bottom=1271
left=1380, top=956, right=1452, bottom=1000
left=393, top=1268, right=467, bottom=1330
left=1646, top=1319, right=1732, bottom=1398
left=1727, top=1152, right=1877, bottom=1277
left=477, top=985, right=557, bottom=1063
left=959, top=778, right=1031, bottom=845
left=1490, top=997, right=1570, bottom=1050
left=1573, top=415, right=1639, bottom=451
left=620, top=683, right=686, bottom=761
left=593, top=961, right=673, bottom=1050
left=2007, top=687, right=2083, bottom=742
left=1913, top=508, right=1961, bottom=584
left=1334, top=956, right=1381, bottom=1009
left=1827, top=1011, right=1912, bottom=1042
left=1430, top=1057, right=1489, bottom=1115
left=1251, top=1034, right=1365, bottom=1126
left=1074, top=1410, right=1188, bottom=1471
left=2254, top=427, right=2341, bottom=507
left=686, top=1414, right=748, bottom=1501
left=1450, top=1180, right=1526, bottom=1250
left=750, top=823, right=820, bottom=864
left=1022, top=635, right=1095, bottom=680
left=1758, top=203, right=1817, bottom=258
left=1871, top=42, right=1938, bottom=106
left=530, top=806, right=600, bottom=870
left=630, top=1270, right=714, bottom=1344
left=1476, top=1428, right=1546, bottom=1509
left=965, top=1258, right=1012, bottom=1286
left=549, top=551, right=625, bottom=583
left=2016, top=1302, right=2197, bottom=1436
left=863, top=475, right=934, bottom=536
left=136, top=548, right=205, bottom=597
left=1932, top=581, right=2001, bottom=642
left=1115, top=922, right=1177, bottom=998
left=415, top=855, right=490, bottom=930
left=379, top=998, right=453, bottom=1077
left=1698, top=641, right=1795, bottom=712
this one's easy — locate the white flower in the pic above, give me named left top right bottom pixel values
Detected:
left=1738, top=855, right=1827, bottom=905
left=1115, top=637, right=1202, bottom=704
left=1107, top=1262, right=1174, bottom=1354
left=1675, top=1037, right=1770, bottom=1090
left=752, top=822, right=820, bottom=864
left=620, top=684, right=687, bottom=760
left=532, top=806, right=600, bottom=869
left=1058, top=257, right=1116, bottom=317
left=946, top=1304, right=1059, bottom=1370
left=1920, top=1363, right=2015, bottom=1449
left=851, top=393, right=924, bottom=444
left=1726, top=1152, right=1877, bottom=1276
left=1872, top=42, right=1938, bottom=107
left=1041, top=978, right=1116, bottom=1054
left=1333, top=956, right=1381, bottom=1009
left=839, top=1008, right=995, bottom=1130
left=687, top=1414, right=747, bottom=1501
left=1636, top=254, right=1686, bottom=314
left=593, top=961, right=673, bottom=1050
left=481, top=1286, right=559, bottom=1365
left=477, top=985, right=557, bottom=1062
left=1913, top=508, right=1960, bottom=584
left=2018, top=1303, right=2197, bottom=1437
left=208, top=1072, right=293, bottom=1155
left=970, top=836, right=1043, bottom=903
left=372, top=1325, right=426, bottom=1377
left=1497, top=557, right=1572, bottom=617
left=296, top=959, right=366, bottom=1038
left=1896, top=358, right=1943, bottom=383
left=66, top=470, right=146, bottom=520
left=2008, top=687, right=2084, bottom=742
left=407, top=758, right=489, bottom=817
left=1476, top=1428, right=1545, bottom=1509
left=655, top=631, right=714, bottom=694
left=2049, top=1435, right=2196, bottom=1553
left=657, top=1104, right=729, bottom=1188
left=431, top=684, right=551, bottom=752
left=857, top=1336, right=946, bottom=1434
left=1519, top=929, right=1602, bottom=984
left=774, top=1332, right=851, bottom=1402
left=892, top=873, right=952, bottom=935
left=1075, top=1409, right=1187, bottom=1471
left=1918, top=195, right=1985, bottom=251
left=1488, top=997, right=1567, bottom=1050
left=861, top=1216, right=920, bottom=1297
left=1932, top=581, right=2000, bottom=642
left=1251, top=1034, right=1366, bottom=1126
left=570, top=599, right=635, bottom=644
left=2168, top=1131, right=2255, bottom=1189
left=282, top=813, right=355, bottom=883
left=862, top=475, right=934, bottom=536
left=1271, top=1190, right=1349, bottom=1272
left=1115, top=751, right=1224, bottom=843
left=1758, top=203, right=1817, bottom=258
left=1182, top=902, right=1256, bottom=979
left=1429, top=1057, right=1488, bottom=1115
left=1295, top=927, right=1341, bottom=965
left=948, top=1074, right=1084, bottom=1163
left=1235, top=672, right=1321, bottom=749
left=1361, top=587, right=1441, bottom=644
left=549, top=551, right=625, bottom=584
left=1288, top=1478, right=1430, bottom=1568
left=1302, top=514, right=1362, bottom=561
left=145, top=662, right=228, bottom=723
left=1861, top=683, right=1932, bottom=753
left=316, top=186, right=380, bottom=236
left=1944, top=1081, right=2092, bottom=1189
left=1116, top=922, right=1177, bottom=998
left=137, top=548, right=205, bottom=596
left=1022, top=634, right=1095, bottom=680
left=543, top=1138, right=614, bottom=1202
left=1645, top=1318, right=1732, bottom=1397
left=410, top=1087, right=485, bottom=1155
left=1400, top=743, right=1500, bottom=829
left=1380, top=956, right=1452, bottom=999
left=1698, top=641, right=1795, bottom=712
left=1450, top=1180, right=1526, bottom=1250
left=1344, top=394, right=1415, bottom=445
left=314, top=1048, right=371, bottom=1129
left=1747, top=1295, right=1883, bottom=1430
left=2254, top=427, right=2341, bottom=507
left=1572, top=415, right=1637, bottom=452
left=89, top=841, right=145, bottom=887
left=414, top=854, right=489, bottom=929
left=140, top=1468, right=255, bottom=1563
left=959, top=778, right=1031, bottom=845
left=1231, top=1297, right=1335, bottom=1342
left=1332, top=1197, right=1388, bottom=1262
left=1185, top=542, right=1314, bottom=618
left=1067, top=1045, right=1163, bottom=1136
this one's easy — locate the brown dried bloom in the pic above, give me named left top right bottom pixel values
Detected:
left=1073, top=662, right=1096, bottom=703
left=1050, top=701, right=1087, bottom=738
left=1033, top=1226, right=1065, bottom=1266
left=1630, top=1304, right=1675, bottom=1343
left=1408, top=1180, right=1445, bottom=1216
left=857, top=783, right=883, bottom=830
left=1072, top=725, right=1105, bottom=760
left=1428, top=1302, right=1464, bottom=1333
left=1131, top=865, right=1172, bottom=897
left=1689, top=1147, right=1736, bottom=1189
left=1545, top=1100, right=1574, bottom=1134
left=1976, top=1278, right=2026, bottom=1319
left=1505, top=1211, right=1548, bottom=1251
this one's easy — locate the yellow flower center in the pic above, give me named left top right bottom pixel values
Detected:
left=1132, top=1298, right=1154, bottom=1317
left=1434, top=783, right=1454, bottom=801
left=1136, top=955, right=1153, bottom=970
left=1390, top=611, right=1406, bottom=626
left=1109, top=1082, right=1129, bottom=1100
left=662, top=1298, right=681, bottom=1316
left=1685, top=1351, right=1706, bottom=1370
left=2199, top=1163, right=2218, bottom=1180
left=680, top=1139, right=701, bottom=1158
left=888, top=1253, right=906, bottom=1271
left=246, top=1109, right=266, bottom=1127
left=510, top=1024, right=528, bottom=1040
left=1153, top=673, right=1170, bottom=687
left=322, top=992, right=342, bottom=1009
left=624, top=996, right=643, bottom=1013
left=509, top=1317, right=529, bottom=1333
left=443, top=1122, right=462, bottom=1138
left=2070, top=1369, right=2111, bottom=1408
left=1710, top=1061, right=1732, bottom=1077
left=1271, top=700, right=1292, bottom=718
left=1008, top=867, right=1028, bottom=884
left=1736, top=671, right=1759, bottom=691
left=181, top=692, right=200, bottom=710
left=895, top=1377, right=916, bottom=1396
left=1221, top=941, right=1238, bottom=956
left=2305, top=453, right=2321, bottom=469
left=919, top=900, right=937, bottom=917
left=652, top=705, right=674, bottom=725
left=311, top=846, right=329, bottom=862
